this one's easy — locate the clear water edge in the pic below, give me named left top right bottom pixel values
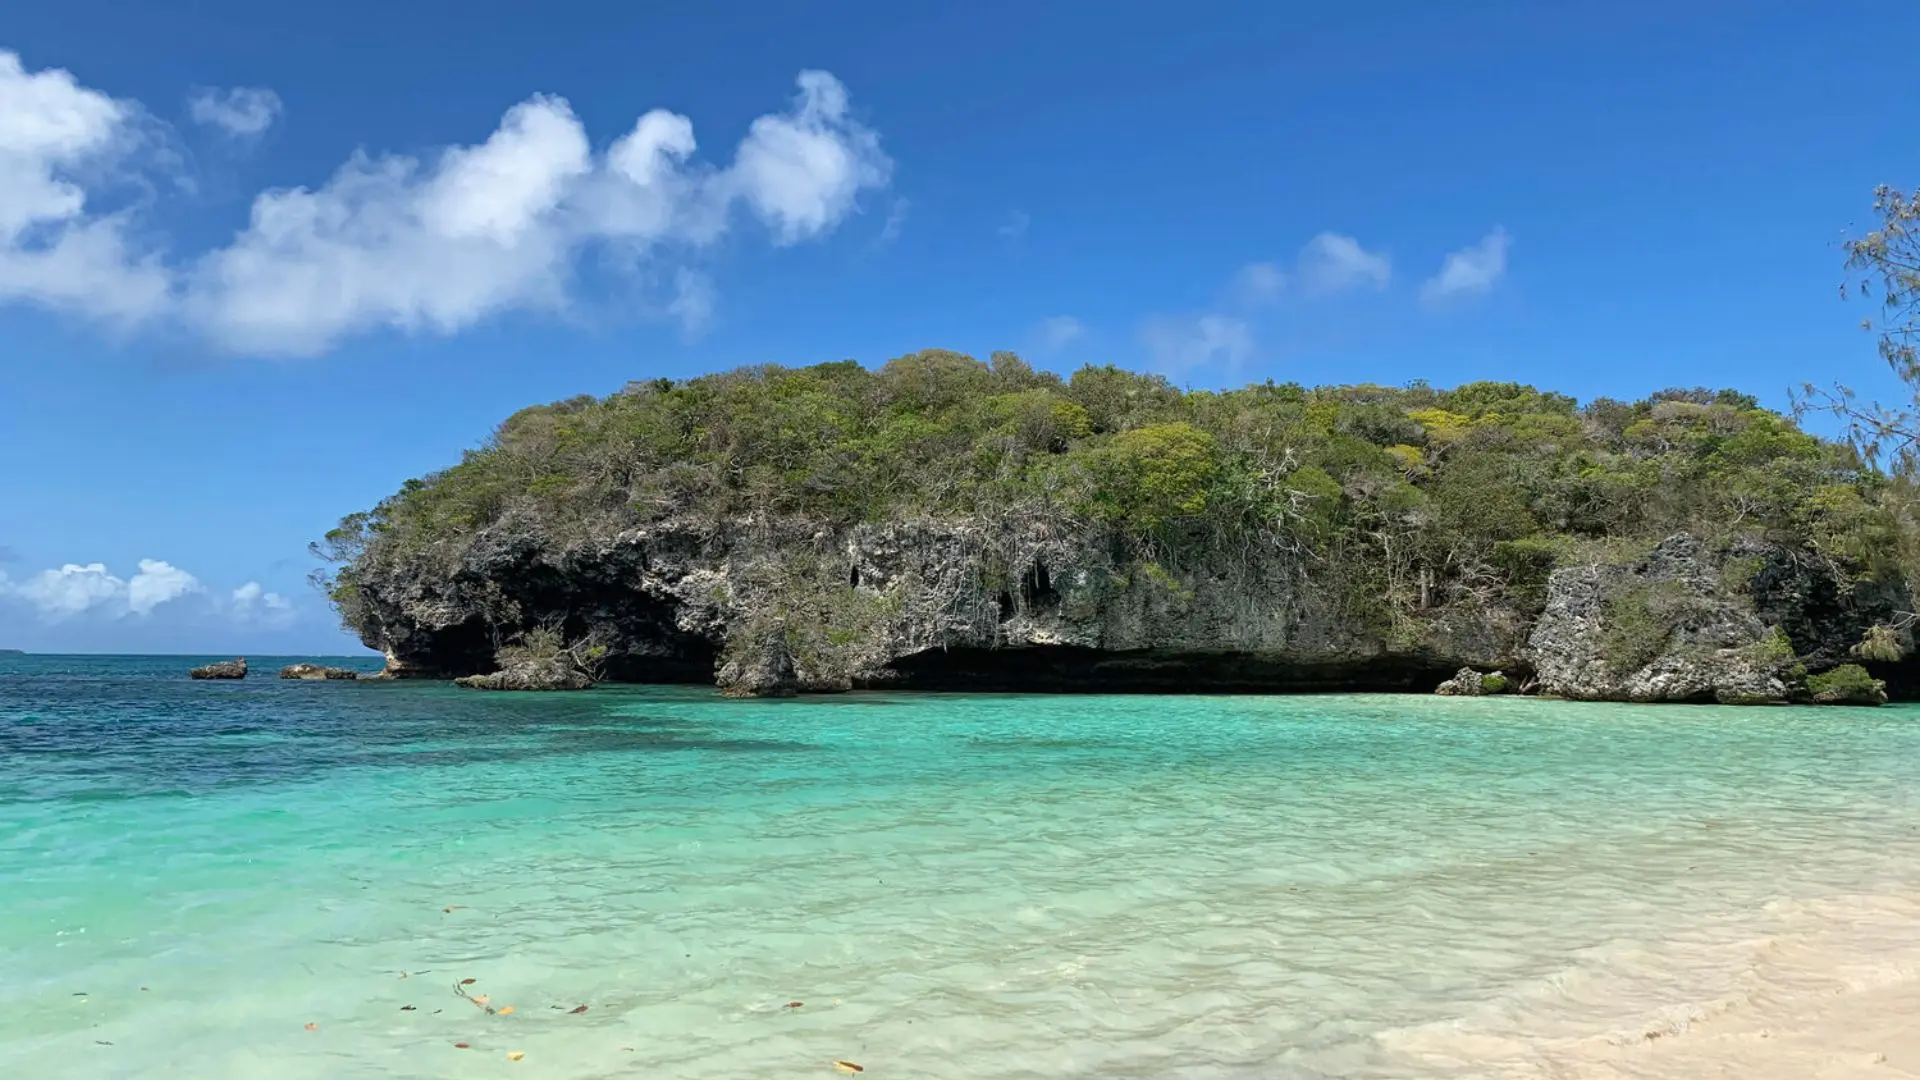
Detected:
left=3, top=655, right=1917, bottom=1078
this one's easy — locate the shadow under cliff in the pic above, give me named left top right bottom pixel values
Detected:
left=869, top=645, right=1493, bottom=695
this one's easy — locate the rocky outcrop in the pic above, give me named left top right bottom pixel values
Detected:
left=1435, top=668, right=1510, bottom=696
left=454, top=659, right=595, bottom=692
left=279, top=663, right=360, bottom=681
left=190, top=658, right=248, bottom=680
left=337, top=514, right=1905, bottom=700
left=1528, top=534, right=1805, bottom=704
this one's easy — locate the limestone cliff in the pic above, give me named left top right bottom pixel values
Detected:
left=340, top=514, right=1906, bottom=701
left=344, top=511, right=1534, bottom=694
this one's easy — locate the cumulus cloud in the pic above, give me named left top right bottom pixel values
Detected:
left=726, top=70, right=891, bottom=244
left=7, top=563, right=123, bottom=618
left=1035, top=314, right=1084, bottom=353
left=128, top=559, right=200, bottom=614
left=184, top=93, right=595, bottom=355
left=1297, top=232, right=1391, bottom=295
left=0, top=50, right=172, bottom=323
left=1421, top=227, right=1510, bottom=304
left=231, top=581, right=294, bottom=625
left=188, top=86, right=282, bottom=137
left=0, top=50, right=892, bottom=357
left=0, top=558, right=201, bottom=621
left=1141, top=313, right=1254, bottom=376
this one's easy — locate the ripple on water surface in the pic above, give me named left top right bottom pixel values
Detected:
left=2, top=654, right=1919, bottom=1078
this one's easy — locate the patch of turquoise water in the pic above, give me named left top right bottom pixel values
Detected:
left=2, top=655, right=1918, bottom=1078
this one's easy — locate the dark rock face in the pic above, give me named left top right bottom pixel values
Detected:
left=279, top=663, right=360, bottom=681
left=341, top=516, right=1906, bottom=700
left=190, top=658, right=248, bottom=680
left=454, top=659, right=595, bottom=692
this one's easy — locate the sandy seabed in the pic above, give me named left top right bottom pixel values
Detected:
left=1382, top=891, right=1920, bottom=1079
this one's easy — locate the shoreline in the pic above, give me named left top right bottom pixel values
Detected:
left=1383, top=890, right=1920, bottom=1078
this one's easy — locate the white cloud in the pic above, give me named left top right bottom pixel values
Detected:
left=232, top=581, right=294, bottom=626
left=183, top=94, right=593, bottom=355
left=1141, top=313, right=1254, bottom=376
left=877, top=197, right=908, bottom=244
left=666, top=267, right=714, bottom=336
left=1231, top=261, right=1286, bottom=306
left=1035, top=314, right=1083, bottom=353
left=128, top=558, right=200, bottom=614
left=1297, top=232, right=1391, bottom=295
left=0, top=558, right=200, bottom=621
left=8, top=563, right=122, bottom=619
left=0, top=51, right=893, bottom=357
left=1421, top=227, right=1510, bottom=304
left=188, top=86, right=282, bottom=137
left=0, top=50, right=172, bottom=323
left=725, top=70, right=890, bottom=244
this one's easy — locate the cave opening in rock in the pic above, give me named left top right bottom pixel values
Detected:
left=1021, top=562, right=1062, bottom=615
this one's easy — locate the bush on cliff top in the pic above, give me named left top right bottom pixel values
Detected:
left=317, top=352, right=1910, bottom=632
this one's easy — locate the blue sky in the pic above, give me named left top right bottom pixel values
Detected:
left=2, top=0, right=1917, bottom=654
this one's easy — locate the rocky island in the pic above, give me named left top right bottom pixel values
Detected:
left=190, top=658, right=248, bottom=680
left=313, top=353, right=1915, bottom=701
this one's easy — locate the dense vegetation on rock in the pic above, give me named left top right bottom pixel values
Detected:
left=326, top=354, right=1906, bottom=616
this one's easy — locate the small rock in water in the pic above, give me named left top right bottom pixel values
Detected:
left=1435, top=667, right=1507, bottom=696
left=278, top=663, right=360, bottom=681
left=454, top=660, right=594, bottom=692
left=190, top=658, right=247, bottom=680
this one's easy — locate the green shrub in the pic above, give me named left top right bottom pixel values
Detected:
left=1807, top=663, right=1887, bottom=705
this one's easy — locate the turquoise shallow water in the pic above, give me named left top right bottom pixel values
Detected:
left=3, top=655, right=1919, bottom=1079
